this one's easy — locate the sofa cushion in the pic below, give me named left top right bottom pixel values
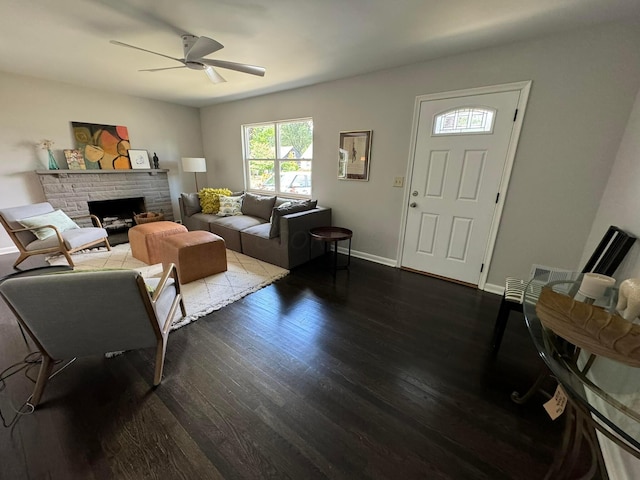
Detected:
left=19, top=209, right=80, bottom=241
left=269, top=200, right=318, bottom=238
left=25, top=227, right=107, bottom=251
left=241, top=222, right=271, bottom=239
left=241, top=193, right=276, bottom=221
left=199, top=188, right=232, bottom=214
left=207, top=214, right=265, bottom=252
left=217, top=195, right=244, bottom=216
left=181, top=193, right=202, bottom=217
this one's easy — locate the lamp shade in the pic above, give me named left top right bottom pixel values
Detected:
left=181, top=157, right=207, bottom=173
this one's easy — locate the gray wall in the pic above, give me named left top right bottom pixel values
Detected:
left=582, top=88, right=640, bottom=280
left=577, top=88, right=640, bottom=479
left=0, top=71, right=203, bottom=252
left=199, top=22, right=640, bottom=287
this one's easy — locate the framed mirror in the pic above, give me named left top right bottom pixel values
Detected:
left=338, top=130, right=372, bottom=181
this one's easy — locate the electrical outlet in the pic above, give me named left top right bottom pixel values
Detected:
left=393, top=176, right=404, bottom=187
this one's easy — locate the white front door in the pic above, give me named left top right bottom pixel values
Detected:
left=401, top=85, right=527, bottom=285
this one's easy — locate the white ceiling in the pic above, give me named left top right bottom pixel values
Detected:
left=2, top=0, right=640, bottom=108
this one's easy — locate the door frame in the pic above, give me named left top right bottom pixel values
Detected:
left=396, top=81, right=532, bottom=290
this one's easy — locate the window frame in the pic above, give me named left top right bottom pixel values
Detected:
left=432, top=106, right=496, bottom=136
left=241, top=117, right=313, bottom=199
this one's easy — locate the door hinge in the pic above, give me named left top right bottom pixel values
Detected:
left=513, top=109, right=519, bottom=121
left=480, top=263, right=484, bottom=273
left=495, top=192, right=500, bottom=204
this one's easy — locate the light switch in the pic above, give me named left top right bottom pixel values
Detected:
left=393, top=177, right=404, bottom=187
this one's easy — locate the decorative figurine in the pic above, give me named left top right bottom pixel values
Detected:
left=153, top=152, right=159, bottom=169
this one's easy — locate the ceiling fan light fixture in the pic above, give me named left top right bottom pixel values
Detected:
left=204, top=66, right=226, bottom=84
left=185, top=61, right=206, bottom=70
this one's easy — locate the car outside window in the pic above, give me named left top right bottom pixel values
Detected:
left=242, top=118, right=313, bottom=198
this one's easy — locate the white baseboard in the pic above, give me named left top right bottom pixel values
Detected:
left=334, top=247, right=510, bottom=294
left=483, top=283, right=505, bottom=295
left=0, top=246, right=18, bottom=255
left=335, top=246, right=396, bottom=267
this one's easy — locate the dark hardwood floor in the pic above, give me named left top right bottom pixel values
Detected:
left=0, top=251, right=590, bottom=479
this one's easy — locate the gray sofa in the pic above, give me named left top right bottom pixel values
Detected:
left=179, top=192, right=331, bottom=269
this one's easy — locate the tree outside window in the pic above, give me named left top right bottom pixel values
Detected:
left=243, top=118, right=313, bottom=197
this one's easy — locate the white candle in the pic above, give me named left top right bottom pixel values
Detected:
left=578, top=272, right=616, bottom=299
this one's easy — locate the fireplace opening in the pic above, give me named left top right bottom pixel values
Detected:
left=88, top=197, right=146, bottom=245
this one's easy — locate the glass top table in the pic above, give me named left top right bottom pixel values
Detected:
left=522, top=275, right=640, bottom=478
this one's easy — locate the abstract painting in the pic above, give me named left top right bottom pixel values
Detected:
left=71, top=122, right=131, bottom=170
left=63, top=149, right=86, bottom=170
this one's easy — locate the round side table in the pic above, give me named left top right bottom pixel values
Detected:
left=309, top=226, right=353, bottom=276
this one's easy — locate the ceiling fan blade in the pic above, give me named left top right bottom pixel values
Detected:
left=200, top=59, right=266, bottom=77
left=204, top=66, right=226, bottom=84
left=110, top=40, right=182, bottom=63
left=185, top=36, right=224, bottom=61
left=139, top=66, right=187, bottom=72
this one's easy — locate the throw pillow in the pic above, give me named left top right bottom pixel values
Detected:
left=269, top=200, right=318, bottom=238
left=199, top=188, right=232, bottom=214
left=274, top=197, right=290, bottom=208
left=19, top=209, right=80, bottom=241
left=241, top=192, right=277, bottom=221
left=217, top=195, right=244, bottom=217
left=181, top=193, right=202, bottom=217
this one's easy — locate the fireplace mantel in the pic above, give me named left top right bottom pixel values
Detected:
left=36, top=169, right=169, bottom=176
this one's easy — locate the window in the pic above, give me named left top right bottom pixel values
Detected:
left=242, top=118, right=313, bottom=197
left=433, top=107, right=495, bottom=135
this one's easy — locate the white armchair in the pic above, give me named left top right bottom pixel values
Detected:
left=0, top=202, right=110, bottom=268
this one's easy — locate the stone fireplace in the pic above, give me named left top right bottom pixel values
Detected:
left=36, top=169, right=174, bottom=244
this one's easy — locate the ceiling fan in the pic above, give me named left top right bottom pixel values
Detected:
left=110, top=34, right=266, bottom=84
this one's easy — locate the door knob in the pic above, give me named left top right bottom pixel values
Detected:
left=410, top=202, right=417, bottom=208
left=412, top=191, right=418, bottom=196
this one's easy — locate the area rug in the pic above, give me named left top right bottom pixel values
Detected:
left=47, top=243, right=289, bottom=330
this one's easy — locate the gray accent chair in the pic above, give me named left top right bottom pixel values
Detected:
left=0, top=265, right=185, bottom=408
left=0, top=202, right=110, bottom=268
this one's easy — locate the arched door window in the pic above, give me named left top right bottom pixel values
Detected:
left=433, top=107, right=496, bottom=135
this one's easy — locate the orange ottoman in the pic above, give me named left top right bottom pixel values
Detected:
left=160, top=231, right=227, bottom=284
left=128, top=221, right=188, bottom=265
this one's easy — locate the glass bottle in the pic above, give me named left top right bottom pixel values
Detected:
left=48, top=150, right=59, bottom=170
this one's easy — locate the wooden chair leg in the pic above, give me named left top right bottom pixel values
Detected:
left=31, top=354, right=54, bottom=407
left=104, top=238, right=112, bottom=251
left=12, top=252, right=30, bottom=269
left=179, top=295, right=186, bottom=317
left=153, top=338, right=168, bottom=386
left=62, top=250, right=75, bottom=267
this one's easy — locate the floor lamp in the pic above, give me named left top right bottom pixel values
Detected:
left=182, top=157, right=207, bottom=191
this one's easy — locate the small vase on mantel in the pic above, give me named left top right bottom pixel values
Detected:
left=47, top=150, right=59, bottom=170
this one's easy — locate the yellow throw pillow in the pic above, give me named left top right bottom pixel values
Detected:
left=199, top=188, right=232, bottom=214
